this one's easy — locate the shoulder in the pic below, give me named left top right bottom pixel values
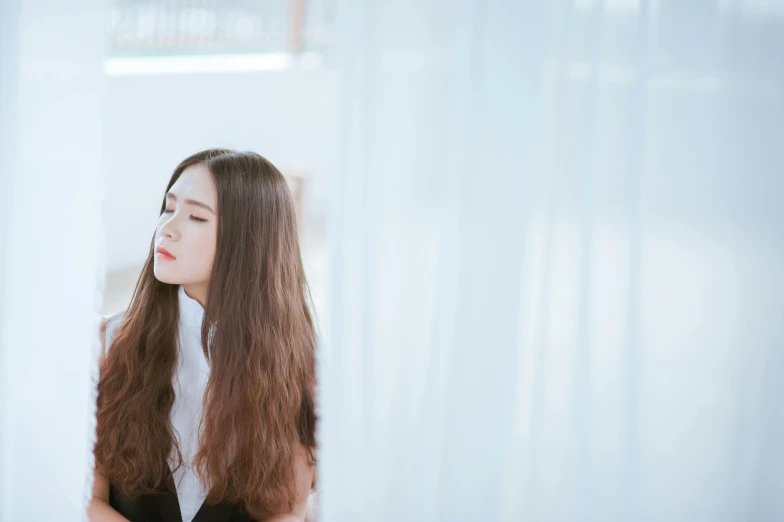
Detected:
left=101, top=310, right=127, bottom=358
left=103, top=310, right=126, bottom=331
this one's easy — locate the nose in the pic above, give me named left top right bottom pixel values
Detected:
left=159, top=213, right=181, bottom=241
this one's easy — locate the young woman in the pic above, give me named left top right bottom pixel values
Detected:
left=89, top=149, right=317, bottom=522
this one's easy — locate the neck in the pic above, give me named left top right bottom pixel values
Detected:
left=182, top=283, right=208, bottom=308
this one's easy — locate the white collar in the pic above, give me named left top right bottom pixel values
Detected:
left=178, top=285, right=205, bottom=330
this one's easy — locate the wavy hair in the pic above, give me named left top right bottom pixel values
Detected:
left=94, top=149, right=317, bottom=519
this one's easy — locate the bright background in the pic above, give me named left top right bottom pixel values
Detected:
left=1, top=1, right=783, bottom=522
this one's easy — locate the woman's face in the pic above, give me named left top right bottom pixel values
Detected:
left=153, top=163, right=218, bottom=294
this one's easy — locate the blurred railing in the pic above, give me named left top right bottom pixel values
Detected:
left=108, top=0, right=335, bottom=57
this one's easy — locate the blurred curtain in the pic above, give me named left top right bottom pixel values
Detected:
left=320, top=1, right=784, bottom=521
left=0, top=1, right=106, bottom=521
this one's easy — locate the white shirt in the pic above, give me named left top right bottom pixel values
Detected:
left=104, top=285, right=210, bottom=522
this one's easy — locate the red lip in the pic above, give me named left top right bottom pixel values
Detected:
left=156, top=247, right=176, bottom=260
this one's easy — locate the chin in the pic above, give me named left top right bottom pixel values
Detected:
left=153, top=266, right=180, bottom=285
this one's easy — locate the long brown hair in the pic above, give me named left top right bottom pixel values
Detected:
left=94, top=149, right=317, bottom=519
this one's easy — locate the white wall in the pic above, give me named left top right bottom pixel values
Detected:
left=103, top=67, right=339, bottom=273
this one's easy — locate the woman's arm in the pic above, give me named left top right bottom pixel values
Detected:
left=88, top=319, right=130, bottom=521
left=87, top=470, right=129, bottom=522
left=264, top=444, right=317, bottom=522
left=87, top=500, right=129, bottom=522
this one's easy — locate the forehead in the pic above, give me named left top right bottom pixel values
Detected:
left=169, top=163, right=217, bottom=204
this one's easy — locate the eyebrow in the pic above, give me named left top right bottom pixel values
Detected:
left=165, top=192, right=215, bottom=213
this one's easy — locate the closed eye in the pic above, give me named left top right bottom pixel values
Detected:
left=162, top=209, right=207, bottom=223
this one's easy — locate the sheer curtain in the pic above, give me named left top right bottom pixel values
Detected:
left=0, top=1, right=105, bottom=521
left=320, top=1, right=784, bottom=521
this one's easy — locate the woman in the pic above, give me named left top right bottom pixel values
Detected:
left=89, top=149, right=317, bottom=522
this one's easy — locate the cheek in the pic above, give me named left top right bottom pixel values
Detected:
left=195, top=228, right=218, bottom=269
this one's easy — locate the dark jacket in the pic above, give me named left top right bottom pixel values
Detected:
left=109, top=464, right=256, bottom=522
